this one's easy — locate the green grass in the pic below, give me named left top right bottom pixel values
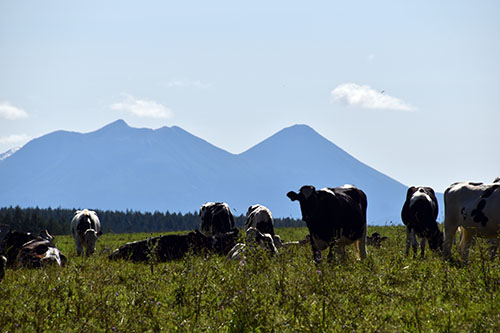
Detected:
left=1, top=226, right=500, bottom=332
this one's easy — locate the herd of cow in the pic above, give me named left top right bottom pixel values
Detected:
left=1, top=179, right=499, bottom=281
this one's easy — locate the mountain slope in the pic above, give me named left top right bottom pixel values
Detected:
left=0, top=120, right=412, bottom=224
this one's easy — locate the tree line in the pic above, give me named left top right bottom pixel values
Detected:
left=0, top=206, right=305, bottom=235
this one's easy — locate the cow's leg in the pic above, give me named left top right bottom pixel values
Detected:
left=459, top=228, right=473, bottom=262
left=410, top=229, right=418, bottom=258
left=443, top=223, right=458, bottom=260
left=74, top=236, right=84, bottom=256
left=310, top=238, right=322, bottom=264
left=405, top=227, right=411, bottom=256
left=353, top=240, right=360, bottom=260
left=359, top=228, right=367, bottom=260
left=420, top=237, right=426, bottom=259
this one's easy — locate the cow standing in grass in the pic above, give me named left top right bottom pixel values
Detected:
left=71, top=209, right=102, bottom=256
left=443, top=181, right=500, bottom=261
left=401, top=186, right=443, bottom=258
left=287, top=184, right=367, bottom=263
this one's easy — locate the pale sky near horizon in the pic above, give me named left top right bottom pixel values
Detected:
left=1, top=1, right=499, bottom=193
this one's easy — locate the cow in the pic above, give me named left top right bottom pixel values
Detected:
left=109, top=229, right=239, bottom=262
left=200, top=202, right=235, bottom=236
left=366, top=232, right=388, bottom=248
left=245, top=204, right=275, bottom=236
left=287, top=184, right=367, bottom=263
left=71, top=209, right=102, bottom=256
left=401, top=186, right=443, bottom=258
left=0, top=226, right=66, bottom=268
left=443, top=181, right=500, bottom=261
left=245, top=204, right=285, bottom=247
left=227, top=227, right=279, bottom=261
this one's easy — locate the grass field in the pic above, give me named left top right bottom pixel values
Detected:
left=1, top=226, right=500, bottom=332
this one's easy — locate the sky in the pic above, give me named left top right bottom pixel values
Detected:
left=1, top=0, right=499, bottom=193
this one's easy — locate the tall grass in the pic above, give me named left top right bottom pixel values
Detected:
left=1, top=226, right=499, bottom=331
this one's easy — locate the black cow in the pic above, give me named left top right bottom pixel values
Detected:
left=200, top=202, right=235, bottom=236
left=401, top=186, right=443, bottom=258
left=287, top=185, right=367, bottom=263
left=108, top=229, right=239, bottom=262
left=0, top=225, right=66, bottom=268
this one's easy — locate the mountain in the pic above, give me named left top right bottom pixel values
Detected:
left=0, top=120, right=412, bottom=225
left=0, top=147, right=20, bottom=161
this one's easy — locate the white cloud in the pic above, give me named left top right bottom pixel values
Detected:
left=367, top=54, right=376, bottom=62
left=166, top=79, right=211, bottom=89
left=0, top=101, right=28, bottom=119
left=0, top=134, right=31, bottom=144
left=331, top=83, right=416, bottom=111
left=110, top=94, right=173, bottom=119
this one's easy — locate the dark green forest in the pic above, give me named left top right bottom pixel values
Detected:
left=0, top=206, right=305, bottom=235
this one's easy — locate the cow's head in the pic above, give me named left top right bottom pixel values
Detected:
left=287, top=185, right=318, bottom=221
left=427, top=229, right=444, bottom=253
left=246, top=227, right=278, bottom=256
left=16, top=239, right=67, bottom=268
left=83, top=229, right=102, bottom=256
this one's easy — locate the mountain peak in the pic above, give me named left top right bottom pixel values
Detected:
left=100, top=119, right=129, bottom=130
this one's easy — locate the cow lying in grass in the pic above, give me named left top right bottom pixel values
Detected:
left=108, top=229, right=239, bottom=262
left=226, top=227, right=279, bottom=261
left=0, top=225, right=66, bottom=268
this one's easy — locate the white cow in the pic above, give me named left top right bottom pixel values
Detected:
left=71, top=209, right=102, bottom=256
left=443, top=181, right=500, bottom=261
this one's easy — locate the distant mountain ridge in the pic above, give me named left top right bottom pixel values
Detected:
left=0, top=120, right=416, bottom=225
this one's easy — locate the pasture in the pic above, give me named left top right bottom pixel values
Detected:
left=1, top=226, right=499, bottom=332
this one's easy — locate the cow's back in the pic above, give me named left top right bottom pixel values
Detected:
left=445, top=182, right=500, bottom=234
left=318, top=187, right=366, bottom=241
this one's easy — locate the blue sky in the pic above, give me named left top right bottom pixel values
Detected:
left=1, top=1, right=499, bottom=192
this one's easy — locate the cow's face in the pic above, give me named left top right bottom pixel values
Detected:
left=408, top=186, right=437, bottom=209
left=83, top=229, right=99, bottom=256
left=287, top=185, right=317, bottom=221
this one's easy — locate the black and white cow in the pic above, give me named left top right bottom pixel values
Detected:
left=245, top=204, right=275, bottom=236
left=443, top=181, right=500, bottom=261
left=200, top=202, right=235, bottom=236
left=287, top=184, right=367, bottom=263
left=109, top=229, right=239, bottom=262
left=0, top=226, right=66, bottom=268
left=71, top=209, right=102, bottom=256
left=401, top=186, right=443, bottom=258
left=227, top=227, right=279, bottom=261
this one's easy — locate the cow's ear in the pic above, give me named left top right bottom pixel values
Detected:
left=406, top=186, right=417, bottom=199
left=287, top=191, right=299, bottom=201
left=97, top=231, right=103, bottom=236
